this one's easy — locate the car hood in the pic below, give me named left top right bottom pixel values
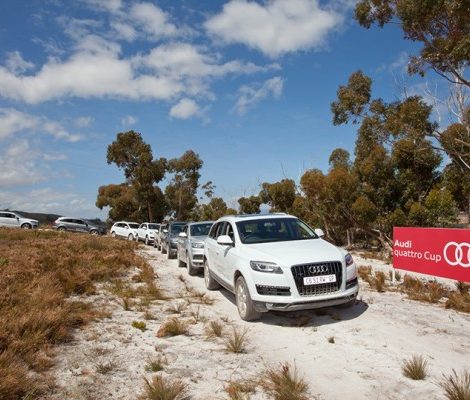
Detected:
left=245, top=239, right=345, bottom=267
left=20, top=218, right=38, bottom=224
left=191, top=235, right=208, bottom=243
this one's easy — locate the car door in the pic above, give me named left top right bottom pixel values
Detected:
left=210, top=222, right=228, bottom=280
left=75, top=219, right=87, bottom=232
left=218, top=222, right=238, bottom=287
left=0, top=212, right=15, bottom=227
left=177, top=225, right=187, bottom=261
left=205, top=222, right=220, bottom=274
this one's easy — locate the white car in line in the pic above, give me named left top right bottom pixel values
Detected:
left=110, top=221, right=140, bottom=240
left=136, top=222, right=160, bottom=245
left=203, top=213, right=359, bottom=321
left=0, top=211, right=38, bottom=229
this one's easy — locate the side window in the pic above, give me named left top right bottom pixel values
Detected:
left=0, top=213, right=6, bottom=218
left=76, top=219, right=85, bottom=225
left=209, top=223, right=219, bottom=239
left=216, top=222, right=227, bottom=238
left=227, top=223, right=235, bottom=244
left=6, top=213, right=15, bottom=219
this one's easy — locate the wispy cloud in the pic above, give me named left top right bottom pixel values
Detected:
left=234, top=77, right=284, bottom=115
left=169, top=98, right=200, bottom=120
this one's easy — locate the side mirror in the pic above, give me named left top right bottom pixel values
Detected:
left=315, top=228, right=325, bottom=237
left=125, top=226, right=129, bottom=229
left=217, top=235, right=234, bottom=246
left=179, top=232, right=187, bottom=238
left=16, top=217, right=19, bottom=221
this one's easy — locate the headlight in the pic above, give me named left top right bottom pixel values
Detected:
left=250, top=261, right=283, bottom=274
left=191, top=242, right=204, bottom=249
left=345, top=253, right=354, bottom=267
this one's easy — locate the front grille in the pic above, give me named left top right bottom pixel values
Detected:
left=256, top=285, right=291, bottom=296
left=193, top=254, right=203, bottom=261
left=291, top=261, right=342, bottom=296
left=346, top=277, right=358, bottom=290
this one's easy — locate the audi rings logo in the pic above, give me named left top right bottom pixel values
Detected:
left=443, top=242, right=470, bottom=268
left=309, top=265, right=327, bottom=274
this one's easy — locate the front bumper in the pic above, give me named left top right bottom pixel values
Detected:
left=247, top=262, right=359, bottom=312
left=189, top=248, right=205, bottom=266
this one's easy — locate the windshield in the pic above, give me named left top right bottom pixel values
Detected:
left=190, top=223, right=212, bottom=236
left=148, top=224, right=159, bottom=229
left=170, top=224, right=185, bottom=235
left=128, top=223, right=139, bottom=229
left=236, top=218, right=318, bottom=244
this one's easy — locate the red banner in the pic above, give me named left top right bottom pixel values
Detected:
left=393, top=227, right=470, bottom=283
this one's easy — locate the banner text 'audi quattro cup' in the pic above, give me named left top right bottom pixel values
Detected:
left=393, top=227, right=470, bottom=283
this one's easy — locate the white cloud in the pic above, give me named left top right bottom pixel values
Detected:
left=130, top=2, right=178, bottom=39
left=169, top=98, right=200, bottom=119
left=5, top=51, right=34, bottom=74
left=0, top=187, right=102, bottom=217
left=205, top=0, right=343, bottom=58
left=0, top=34, right=275, bottom=105
left=0, top=108, right=84, bottom=142
left=234, top=76, right=283, bottom=115
left=121, top=115, right=137, bottom=127
left=110, top=21, right=138, bottom=41
left=83, top=0, right=123, bottom=14
left=0, top=140, right=44, bottom=186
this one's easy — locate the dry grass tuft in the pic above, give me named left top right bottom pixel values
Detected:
left=156, top=318, right=189, bottom=338
left=327, top=336, right=335, bottom=344
left=456, top=282, right=470, bottom=295
left=357, top=265, right=372, bottom=283
left=0, top=228, right=141, bottom=400
left=260, top=362, right=310, bottom=400
left=402, top=355, right=428, bottom=380
left=439, top=369, right=470, bottom=400
left=400, top=275, right=448, bottom=304
left=225, top=379, right=257, bottom=400
left=166, top=301, right=188, bottom=314
left=446, top=292, right=470, bottom=313
left=205, top=320, right=225, bottom=338
left=225, top=327, right=249, bottom=353
left=140, top=375, right=189, bottom=400
left=145, top=354, right=168, bottom=373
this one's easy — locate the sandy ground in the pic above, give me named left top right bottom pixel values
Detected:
left=45, top=246, right=470, bottom=400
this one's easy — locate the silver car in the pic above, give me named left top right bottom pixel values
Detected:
left=0, top=211, right=38, bottom=229
left=177, top=221, right=213, bottom=275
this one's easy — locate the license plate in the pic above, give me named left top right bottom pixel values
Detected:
left=303, top=274, right=336, bottom=285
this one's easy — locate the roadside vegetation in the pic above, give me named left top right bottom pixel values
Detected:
left=0, top=228, right=143, bottom=400
left=357, top=264, right=470, bottom=313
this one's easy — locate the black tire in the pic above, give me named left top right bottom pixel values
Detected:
left=187, top=253, right=197, bottom=276
left=235, top=276, right=261, bottom=321
left=21, top=223, right=32, bottom=229
left=204, top=259, right=220, bottom=290
left=145, top=236, right=150, bottom=245
left=161, top=244, right=167, bottom=254
left=178, top=255, right=186, bottom=268
left=90, top=230, right=98, bottom=235
left=57, top=226, right=66, bottom=232
left=111, top=231, right=116, bottom=238
left=167, top=248, right=173, bottom=259
left=128, top=233, right=134, bottom=241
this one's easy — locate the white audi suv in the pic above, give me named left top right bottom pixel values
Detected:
left=203, top=214, right=359, bottom=321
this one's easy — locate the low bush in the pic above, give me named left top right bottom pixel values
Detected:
left=225, top=327, right=249, bottom=354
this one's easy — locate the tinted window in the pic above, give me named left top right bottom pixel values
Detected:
left=227, top=223, right=235, bottom=244
left=148, top=224, right=159, bottom=229
left=128, top=223, right=139, bottom=229
left=236, top=218, right=318, bottom=244
left=190, top=223, right=212, bottom=236
left=209, top=223, right=219, bottom=239
left=170, top=224, right=185, bottom=235
left=215, top=222, right=227, bottom=238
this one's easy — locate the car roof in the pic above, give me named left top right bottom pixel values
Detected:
left=217, top=213, right=295, bottom=222
left=187, top=221, right=213, bottom=226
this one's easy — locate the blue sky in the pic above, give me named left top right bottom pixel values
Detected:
left=0, top=0, right=431, bottom=218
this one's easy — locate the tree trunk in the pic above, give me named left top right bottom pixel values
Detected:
left=147, top=200, right=153, bottom=222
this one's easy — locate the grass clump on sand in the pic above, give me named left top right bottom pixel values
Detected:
left=260, top=362, right=311, bottom=400
left=402, top=355, right=428, bottom=380
left=439, top=369, right=470, bottom=400
left=156, top=318, right=189, bottom=338
left=224, top=327, right=249, bottom=354
left=140, top=375, right=189, bottom=400
left=0, top=228, right=143, bottom=400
